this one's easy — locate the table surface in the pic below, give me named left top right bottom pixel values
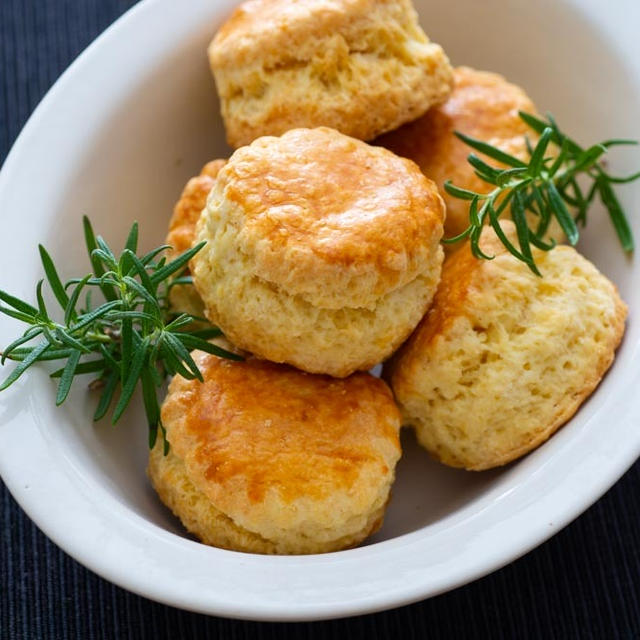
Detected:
left=1, top=1, right=639, bottom=638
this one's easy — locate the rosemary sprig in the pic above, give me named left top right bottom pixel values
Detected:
left=0, top=217, right=241, bottom=452
left=444, top=112, right=639, bottom=273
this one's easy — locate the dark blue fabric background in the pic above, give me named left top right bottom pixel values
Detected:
left=1, top=2, right=639, bottom=638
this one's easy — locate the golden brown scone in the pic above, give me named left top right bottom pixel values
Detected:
left=148, top=351, right=402, bottom=554
left=209, top=0, right=453, bottom=147
left=166, top=159, right=227, bottom=260
left=378, top=67, right=553, bottom=240
left=165, top=159, right=226, bottom=318
left=191, top=127, right=445, bottom=377
left=386, top=222, right=627, bottom=471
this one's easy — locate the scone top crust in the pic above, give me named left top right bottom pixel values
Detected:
left=212, top=0, right=428, bottom=65
left=162, top=351, right=401, bottom=536
left=209, top=127, right=445, bottom=309
left=378, top=66, right=537, bottom=238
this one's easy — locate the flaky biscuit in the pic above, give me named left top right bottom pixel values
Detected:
left=166, top=159, right=226, bottom=261
left=148, top=351, right=401, bottom=554
left=165, top=159, right=226, bottom=319
left=386, top=222, right=627, bottom=470
left=378, top=67, right=551, bottom=240
left=191, top=127, right=445, bottom=377
left=209, top=0, right=453, bottom=147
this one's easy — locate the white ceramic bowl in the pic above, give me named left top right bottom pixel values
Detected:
left=0, top=0, right=639, bottom=622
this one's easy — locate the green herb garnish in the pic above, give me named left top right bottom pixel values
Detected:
left=444, top=112, right=640, bottom=274
left=0, top=216, right=241, bottom=452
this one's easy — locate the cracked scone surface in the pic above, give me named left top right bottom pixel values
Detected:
left=148, top=351, right=402, bottom=554
left=386, top=222, right=627, bottom=471
left=209, top=0, right=453, bottom=147
left=378, top=67, right=547, bottom=239
left=191, top=127, right=445, bottom=377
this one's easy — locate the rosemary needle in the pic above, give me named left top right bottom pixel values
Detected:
left=444, top=112, right=639, bottom=273
left=0, top=217, right=241, bottom=452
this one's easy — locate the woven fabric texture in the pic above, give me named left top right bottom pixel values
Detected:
left=1, top=1, right=639, bottom=638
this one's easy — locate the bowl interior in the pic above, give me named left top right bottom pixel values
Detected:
left=0, top=0, right=639, bottom=615
left=11, top=0, right=640, bottom=545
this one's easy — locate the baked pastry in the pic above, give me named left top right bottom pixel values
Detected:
left=377, top=67, right=541, bottom=239
left=148, top=350, right=402, bottom=554
left=166, top=159, right=226, bottom=260
left=191, top=127, right=445, bottom=377
left=386, top=222, right=627, bottom=471
left=208, top=0, right=454, bottom=147
left=166, top=159, right=226, bottom=319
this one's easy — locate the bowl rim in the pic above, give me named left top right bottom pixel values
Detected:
left=0, top=0, right=639, bottom=622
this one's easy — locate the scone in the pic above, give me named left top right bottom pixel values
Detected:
left=165, top=159, right=226, bottom=319
left=209, top=0, right=454, bottom=147
left=386, top=222, right=627, bottom=471
left=191, top=127, right=445, bottom=377
left=148, top=351, right=402, bottom=554
left=166, top=159, right=226, bottom=260
left=378, top=67, right=542, bottom=239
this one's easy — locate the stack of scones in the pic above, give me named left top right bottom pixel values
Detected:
left=148, top=0, right=627, bottom=554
